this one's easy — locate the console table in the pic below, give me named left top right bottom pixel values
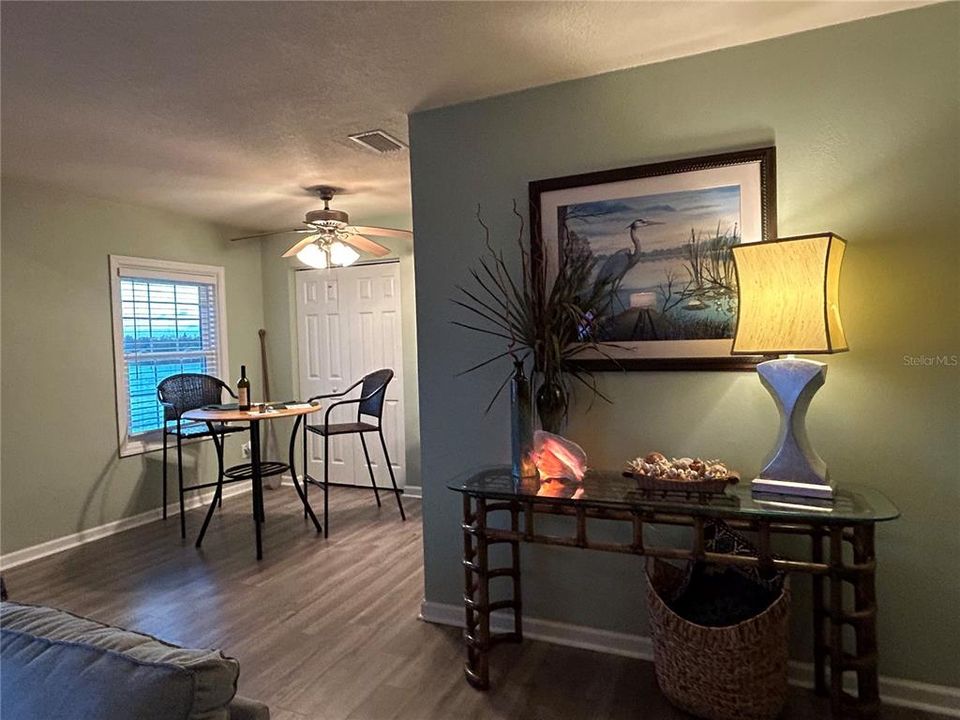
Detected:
left=449, top=467, right=899, bottom=719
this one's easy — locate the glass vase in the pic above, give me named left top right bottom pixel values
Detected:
left=535, top=378, right=567, bottom=435
left=510, top=360, right=536, bottom=478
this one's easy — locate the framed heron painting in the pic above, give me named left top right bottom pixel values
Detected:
left=529, top=147, right=777, bottom=371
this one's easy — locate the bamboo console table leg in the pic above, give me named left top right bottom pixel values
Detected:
left=461, top=497, right=524, bottom=690
left=829, top=526, right=848, bottom=717
left=509, top=502, right=523, bottom=642
left=462, top=496, right=490, bottom=689
left=827, top=523, right=881, bottom=719
left=812, top=528, right=828, bottom=696
left=850, top=524, right=880, bottom=718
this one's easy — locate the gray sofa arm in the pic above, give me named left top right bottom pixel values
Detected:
left=229, top=696, right=270, bottom=720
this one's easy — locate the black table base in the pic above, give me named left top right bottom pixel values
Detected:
left=196, top=415, right=322, bottom=559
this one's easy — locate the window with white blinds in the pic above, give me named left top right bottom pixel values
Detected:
left=109, top=256, right=229, bottom=456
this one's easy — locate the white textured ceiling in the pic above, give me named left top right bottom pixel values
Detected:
left=1, top=1, right=931, bottom=232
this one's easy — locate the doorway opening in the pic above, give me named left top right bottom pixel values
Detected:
left=295, top=261, right=406, bottom=488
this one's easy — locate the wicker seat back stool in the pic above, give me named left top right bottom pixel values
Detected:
left=304, top=369, right=406, bottom=537
left=157, top=373, right=247, bottom=539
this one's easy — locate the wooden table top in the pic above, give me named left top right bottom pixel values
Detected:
left=182, top=403, right=322, bottom=423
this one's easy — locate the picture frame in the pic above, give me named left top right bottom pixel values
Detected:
left=529, top=146, right=777, bottom=371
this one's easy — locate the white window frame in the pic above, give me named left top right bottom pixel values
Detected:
left=109, top=255, right=230, bottom=457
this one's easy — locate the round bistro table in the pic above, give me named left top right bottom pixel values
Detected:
left=182, top=403, right=323, bottom=559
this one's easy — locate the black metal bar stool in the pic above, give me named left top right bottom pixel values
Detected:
left=157, top=373, right=247, bottom=538
left=304, top=368, right=406, bottom=537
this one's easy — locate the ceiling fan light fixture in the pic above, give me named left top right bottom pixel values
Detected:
left=269, top=186, right=400, bottom=260
left=304, top=212, right=349, bottom=229
left=296, top=243, right=328, bottom=269
left=329, top=241, right=360, bottom=267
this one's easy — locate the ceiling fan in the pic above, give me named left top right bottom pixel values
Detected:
left=229, top=186, right=412, bottom=268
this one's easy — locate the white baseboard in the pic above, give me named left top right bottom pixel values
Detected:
left=420, top=599, right=653, bottom=660
left=0, top=484, right=251, bottom=570
left=403, top=485, right=422, bottom=498
left=419, top=600, right=960, bottom=718
left=788, top=662, right=960, bottom=718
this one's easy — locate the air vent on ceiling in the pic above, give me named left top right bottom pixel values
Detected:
left=348, top=129, right=407, bottom=154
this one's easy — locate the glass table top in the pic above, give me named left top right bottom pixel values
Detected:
left=448, top=466, right=899, bottom=523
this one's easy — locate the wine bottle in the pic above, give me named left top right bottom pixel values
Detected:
left=237, top=365, right=251, bottom=410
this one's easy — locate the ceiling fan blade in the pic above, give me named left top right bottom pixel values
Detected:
left=229, top=228, right=307, bottom=242
left=281, top=234, right=321, bottom=258
left=343, top=234, right=391, bottom=257
left=350, top=225, right=413, bottom=240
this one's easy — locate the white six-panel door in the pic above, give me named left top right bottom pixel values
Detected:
left=295, top=263, right=405, bottom=488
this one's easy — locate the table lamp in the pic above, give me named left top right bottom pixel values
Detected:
left=731, top=233, right=848, bottom=499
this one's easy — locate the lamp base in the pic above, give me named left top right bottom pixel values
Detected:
left=751, top=490, right=835, bottom=512
left=752, top=357, right=835, bottom=500
left=751, top=477, right=834, bottom=499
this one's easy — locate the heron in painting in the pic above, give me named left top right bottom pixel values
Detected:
left=590, top=218, right=665, bottom=341
left=595, top=218, right=664, bottom=306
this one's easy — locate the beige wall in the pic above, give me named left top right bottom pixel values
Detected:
left=410, top=4, right=959, bottom=686
left=1, top=177, right=265, bottom=553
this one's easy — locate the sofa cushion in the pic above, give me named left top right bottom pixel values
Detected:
left=227, top=695, right=272, bottom=720
left=1, top=602, right=240, bottom=720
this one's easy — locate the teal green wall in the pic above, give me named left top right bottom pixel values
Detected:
left=410, top=4, right=959, bottom=686
left=1, top=177, right=265, bottom=553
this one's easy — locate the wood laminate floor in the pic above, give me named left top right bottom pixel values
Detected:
left=4, top=487, right=940, bottom=720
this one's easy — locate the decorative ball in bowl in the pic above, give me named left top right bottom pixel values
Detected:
left=625, top=452, right=739, bottom=494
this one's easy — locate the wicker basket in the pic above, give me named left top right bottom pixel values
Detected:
left=646, top=559, right=790, bottom=720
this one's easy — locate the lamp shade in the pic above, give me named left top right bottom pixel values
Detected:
left=732, top=233, right=848, bottom=355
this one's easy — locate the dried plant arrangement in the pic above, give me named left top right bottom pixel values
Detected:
left=452, top=202, right=621, bottom=430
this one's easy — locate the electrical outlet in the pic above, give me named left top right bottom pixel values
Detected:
left=241, top=441, right=251, bottom=458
